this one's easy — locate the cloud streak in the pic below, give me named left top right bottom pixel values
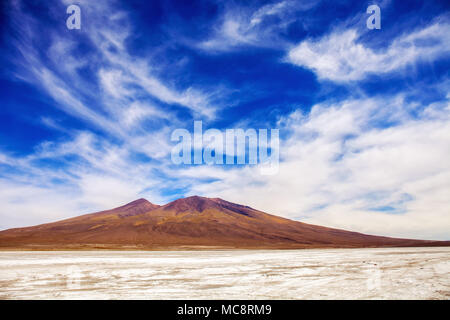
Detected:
left=287, top=18, right=450, bottom=81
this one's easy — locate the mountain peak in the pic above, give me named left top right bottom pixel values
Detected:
left=125, top=198, right=152, bottom=206
left=111, top=198, right=160, bottom=217
left=160, top=195, right=255, bottom=216
left=162, top=195, right=216, bottom=213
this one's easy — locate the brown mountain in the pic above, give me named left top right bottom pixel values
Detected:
left=0, top=196, right=448, bottom=250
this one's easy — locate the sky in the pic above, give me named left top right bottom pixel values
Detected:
left=0, top=0, right=449, bottom=240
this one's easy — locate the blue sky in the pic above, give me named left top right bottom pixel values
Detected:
left=0, top=0, right=449, bottom=239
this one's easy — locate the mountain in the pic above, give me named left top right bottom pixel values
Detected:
left=0, top=196, right=448, bottom=250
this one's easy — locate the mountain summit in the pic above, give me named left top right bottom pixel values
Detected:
left=0, top=196, right=448, bottom=249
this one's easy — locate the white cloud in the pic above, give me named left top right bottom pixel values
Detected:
left=182, top=95, right=450, bottom=240
left=120, top=101, right=168, bottom=127
left=36, top=68, right=123, bottom=136
left=99, top=69, right=132, bottom=100
left=0, top=130, right=170, bottom=230
left=198, top=0, right=318, bottom=52
left=12, top=0, right=219, bottom=132
left=250, top=1, right=291, bottom=27
left=287, top=20, right=450, bottom=81
left=198, top=15, right=258, bottom=52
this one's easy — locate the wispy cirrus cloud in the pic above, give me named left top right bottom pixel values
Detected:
left=287, top=18, right=450, bottom=81
left=197, top=0, right=319, bottom=52
left=11, top=0, right=222, bottom=131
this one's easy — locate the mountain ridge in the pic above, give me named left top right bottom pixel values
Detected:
left=0, top=196, right=448, bottom=250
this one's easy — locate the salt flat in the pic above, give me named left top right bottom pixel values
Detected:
left=0, top=247, right=449, bottom=299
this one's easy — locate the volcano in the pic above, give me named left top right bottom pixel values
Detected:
left=0, top=196, right=448, bottom=250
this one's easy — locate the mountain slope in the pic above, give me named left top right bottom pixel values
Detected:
left=0, top=196, right=448, bottom=249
